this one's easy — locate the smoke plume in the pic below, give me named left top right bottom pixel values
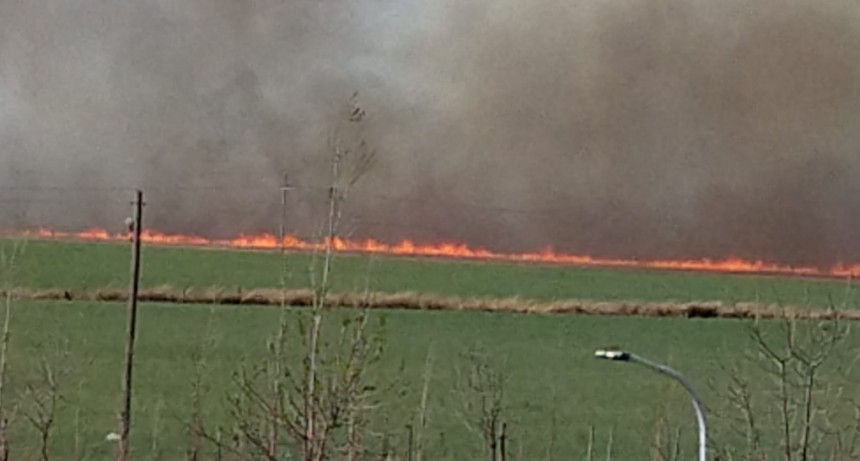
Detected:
left=1, top=0, right=859, bottom=267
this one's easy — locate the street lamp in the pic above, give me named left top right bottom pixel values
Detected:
left=594, top=349, right=707, bottom=461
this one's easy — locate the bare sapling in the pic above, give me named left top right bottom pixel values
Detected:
left=710, top=367, right=762, bottom=461
left=267, top=174, right=295, bottom=461
left=303, top=93, right=382, bottom=461
left=0, top=238, right=27, bottom=461
left=586, top=425, right=595, bottom=461
left=544, top=383, right=558, bottom=461
left=74, top=407, right=85, bottom=461
left=670, top=427, right=681, bottom=461
left=604, top=427, right=614, bottom=461
left=216, top=93, right=395, bottom=461
left=150, top=400, right=162, bottom=461
left=19, top=343, right=69, bottom=461
left=649, top=413, right=666, bottom=461
left=713, top=315, right=852, bottom=460
left=304, top=91, right=376, bottom=461
left=68, top=360, right=94, bottom=461
left=217, top=364, right=279, bottom=460
left=187, top=307, right=218, bottom=461
left=645, top=382, right=687, bottom=461
left=187, top=360, right=203, bottom=460
left=21, top=361, right=58, bottom=461
left=648, top=416, right=683, bottom=461
left=454, top=347, right=507, bottom=461
left=0, top=284, right=11, bottom=461
left=414, top=345, right=434, bottom=461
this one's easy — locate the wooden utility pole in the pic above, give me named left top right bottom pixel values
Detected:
left=118, top=189, right=144, bottom=461
left=279, top=174, right=296, bottom=260
left=278, top=176, right=296, bottom=309
left=269, top=177, right=296, bottom=459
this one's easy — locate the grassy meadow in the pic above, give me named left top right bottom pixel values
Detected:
left=7, top=239, right=860, bottom=306
left=5, top=300, right=837, bottom=461
left=0, top=238, right=859, bottom=460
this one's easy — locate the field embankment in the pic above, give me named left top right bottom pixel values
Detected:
left=4, top=286, right=860, bottom=320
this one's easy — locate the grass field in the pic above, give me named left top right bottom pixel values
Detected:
left=4, top=300, right=830, bottom=461
left=1, top=238, right=859, bottom=460
left=6, top=239, right=860, bottom=307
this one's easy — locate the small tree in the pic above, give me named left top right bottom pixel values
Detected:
left=713, top=314, right=854, bottom=461
left=19, top=344, right=69, bottom=461
left=0, top=238, right=27, bottom=461
left=454, top=347, right=507, bottom=461
left=186, top=307, right=219, bottom=461
left=210, top=93, right=398, bottom=461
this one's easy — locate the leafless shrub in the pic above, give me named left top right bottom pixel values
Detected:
left=186, top=307, right=218, bottom=461
left=217, top=283, right=391, bottom=461
left=647, top=413, right=683, bottom=461
left=605, top=427, right=614, bottom=461
left=150, top=400, right=163, bottom=461
left=413, top=345, right=434, bottom=461
left=18, top=343, right=69, bottom=461
left=454, top=346, right=507, bottom=461
left=585, top=425, right=595, bottom=461
left=73, top=407, right=84, bottom=461
left=711, top=314, right=855, bottom=461
left=0, top=238, right=27, bottom=461
left=198, top=95, right=401, bottom=461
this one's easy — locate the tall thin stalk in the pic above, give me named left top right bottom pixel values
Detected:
left=586, top=425, right=595, bottom=461
left=0, top=289, right=11, bottom=418
left=304, top=159, right=339, bottom=461
left=0, top=288, right=11, bottom=461
left=605, top=428, right=614, bottom=461
left=415, top=346, right=433, bottom=461
left=0, top=240, right=25, bottom=461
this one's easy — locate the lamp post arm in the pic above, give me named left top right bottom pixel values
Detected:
left=627, top=354, right=707, bottom=461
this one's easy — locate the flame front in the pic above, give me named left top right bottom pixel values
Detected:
left=15, top=227, right=860, bottom=278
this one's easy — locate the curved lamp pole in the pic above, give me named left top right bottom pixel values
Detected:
left=594, top=349, right=707, bottom=461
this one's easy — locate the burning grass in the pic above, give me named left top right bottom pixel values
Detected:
left=3, top=286, right=859, bottom=320
left=11, top=228, right=860, bottom=278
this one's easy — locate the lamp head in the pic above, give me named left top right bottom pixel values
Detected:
left=594, top=349, right=631, bottom=361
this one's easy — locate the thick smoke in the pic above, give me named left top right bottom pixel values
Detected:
left=1, top=0, right=859, bottom=267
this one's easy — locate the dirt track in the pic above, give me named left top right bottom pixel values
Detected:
left=3, top=286, right=858, bottom=321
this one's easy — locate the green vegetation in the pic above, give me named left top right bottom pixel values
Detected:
left=6, top=299, right=843, bottom=460
left=8, top=239, right=859, bottom=306
left=1, top=239, right=859, bottom=460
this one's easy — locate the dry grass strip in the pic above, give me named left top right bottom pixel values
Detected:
left=2, top=286, right=859, bottom=321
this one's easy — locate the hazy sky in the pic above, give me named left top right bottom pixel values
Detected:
left=1, top=0, right=859, bottom=267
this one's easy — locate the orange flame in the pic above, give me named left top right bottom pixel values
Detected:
left=13, top=227, right=860, bottom=278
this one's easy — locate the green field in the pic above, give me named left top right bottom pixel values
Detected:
left=0, top=301, right=793, bottom=460
left=7, top=239, right=860, bottom=306
left=1, top=239, right=859, bottom=460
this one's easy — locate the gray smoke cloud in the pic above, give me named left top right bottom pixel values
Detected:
left=1, top=0, right=859, bottom=267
